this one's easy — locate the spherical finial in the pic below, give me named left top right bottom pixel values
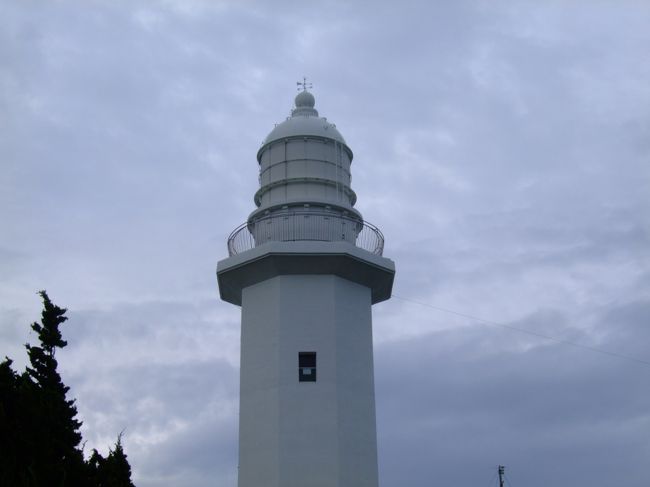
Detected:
left=295, top=90, right=315, bottom=108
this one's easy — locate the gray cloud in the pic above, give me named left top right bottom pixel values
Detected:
left=1, top=0, right=649, bottom=486
left=376, top=298, right=650, bottom=487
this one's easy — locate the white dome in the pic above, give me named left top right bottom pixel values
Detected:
left=262, top=115, right=347, bottom=145
left=258, top=91, right=349, bottom=157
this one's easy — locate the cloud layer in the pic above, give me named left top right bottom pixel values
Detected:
left=2, top=1, right=649, bottom=486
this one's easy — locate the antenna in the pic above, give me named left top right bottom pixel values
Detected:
left=296, top=76, right=313, bottom=91
left=498, top=465, right=505, bottom=487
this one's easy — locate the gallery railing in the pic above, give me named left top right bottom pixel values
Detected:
left=227, top=211, right=385, bottom=257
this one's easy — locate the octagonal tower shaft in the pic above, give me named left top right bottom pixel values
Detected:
left=217, top=89, right=394, bottom=487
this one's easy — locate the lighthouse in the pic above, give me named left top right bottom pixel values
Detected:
left=217, top=83, right=395, bottom=487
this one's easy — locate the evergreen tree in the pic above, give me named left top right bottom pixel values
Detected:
left=88, top=434, right=136, bottom=487
left=22, top=291, right=87, bottom=485
left=0, top=357, right=33, bottom=486
left=0, top=291, right=136, bottom=486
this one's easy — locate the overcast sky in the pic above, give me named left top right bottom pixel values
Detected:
left=2, top=1, right=649, bottom=486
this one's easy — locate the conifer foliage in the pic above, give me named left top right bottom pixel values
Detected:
left=0, top=291, right=136, bottom=487
left=88, top=434, right=135, bottom=487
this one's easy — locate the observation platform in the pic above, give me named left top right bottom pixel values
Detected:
left=227, top=211, right=385, bottom=257
left=218, top=212, right=395, bottom=306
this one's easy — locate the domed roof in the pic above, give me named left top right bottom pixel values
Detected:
left=259, top=90, right=348, bottom=155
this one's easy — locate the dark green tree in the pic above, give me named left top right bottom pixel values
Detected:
left=88, top=434, right=135, bottom=487
left=0, top=291, right=136, bottom=487
left=23, top=291, right=86, bottom=485
left=0, top=357, right=34, bottom=486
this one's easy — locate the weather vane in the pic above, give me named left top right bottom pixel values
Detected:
left=297, top=76, right=313, bottom=92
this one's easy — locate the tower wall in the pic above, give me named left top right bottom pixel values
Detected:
left=238, top=274, right=378, bottom=487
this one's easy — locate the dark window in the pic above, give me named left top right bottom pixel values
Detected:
left=299, top=352, right=316, bottom=382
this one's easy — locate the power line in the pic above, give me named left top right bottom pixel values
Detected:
left=391, top=294, right=650, bottom=367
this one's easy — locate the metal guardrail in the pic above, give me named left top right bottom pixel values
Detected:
left=227, top=211, right=385, bottom=257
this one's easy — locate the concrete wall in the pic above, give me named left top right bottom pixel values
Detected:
left=239, top=274, right=378, bottom=487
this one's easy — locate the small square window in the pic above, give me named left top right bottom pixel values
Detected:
left=299, top=352, right=316, bottom=382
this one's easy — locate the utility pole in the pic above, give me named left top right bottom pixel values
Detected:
left=498, top=465, right=505, bottom=487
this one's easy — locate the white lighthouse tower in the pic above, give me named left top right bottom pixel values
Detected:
left=217, top=83, right=395, bottom=487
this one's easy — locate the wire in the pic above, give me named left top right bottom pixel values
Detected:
left=391, top=294, right=650, bottom=367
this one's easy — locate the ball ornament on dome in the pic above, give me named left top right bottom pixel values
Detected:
left=295, top=90, right=315, bottom=108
